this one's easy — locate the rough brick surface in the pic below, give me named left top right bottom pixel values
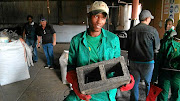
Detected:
left=76, top=56, right=131, bottom=95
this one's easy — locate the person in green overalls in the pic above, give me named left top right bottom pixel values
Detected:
left=152, top=20, right=180, bottom=101
left=64, top=1, right=134, bottom=101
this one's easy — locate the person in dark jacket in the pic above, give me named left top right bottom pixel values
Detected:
left=23, top=15, right=38, bottom=62
left=127, top=10, right=160, bottom=101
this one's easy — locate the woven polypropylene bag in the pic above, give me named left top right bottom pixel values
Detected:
left=0, top=40, right=30, bottom=86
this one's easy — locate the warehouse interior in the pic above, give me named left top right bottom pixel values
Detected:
left=0, top=0, right=180, bottom=101
left=0, top=0, right=179, bottom=40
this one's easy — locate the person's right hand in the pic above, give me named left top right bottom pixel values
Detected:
left=66, top=71, right=92, bottom=101
left=72, top=81, right=91, bottom=101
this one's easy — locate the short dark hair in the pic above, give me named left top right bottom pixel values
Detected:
left=27, top=15, right=33, bottom=20
left=165, top=18, right=174, bottom=30
left=165, top=18, right=174, bottom=24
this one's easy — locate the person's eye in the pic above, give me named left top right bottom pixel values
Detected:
left=95, top=15, right=98, bottom=18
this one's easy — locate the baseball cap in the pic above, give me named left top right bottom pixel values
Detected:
left=89, top=1, right=109, bottom=15
left=139, top=10, right=154, bottom=21
left=40, top=18, right=46, bottom=21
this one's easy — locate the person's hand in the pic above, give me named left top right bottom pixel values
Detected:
left=72, top=80, right=91, bottom=101
left=37, top=43, right=40, bottom=48
left=66, top=71, right=92, bottom=100
left=151, top=81, right=158, bottom=85
left=53, top=41, right=56, bottom=46
left=120, top=74, right=135, bottom=91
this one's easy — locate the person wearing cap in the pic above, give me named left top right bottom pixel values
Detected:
left=64, top=1, right=134, bottom=101
left=151, top=21, right=180, bottom=101
left=23, top=15, right=38, bottom=63
left=127, top=10, right=160, bottom=101
left=37, top=18, right=56, bottom=69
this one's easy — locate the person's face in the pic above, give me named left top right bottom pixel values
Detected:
left=28, top=17, right=33, bottom=23
left=166, top=21, right=173, bottom=31
left=89, top=13, right=107, bottom=32
left=40, top=21, right=47, bottom=27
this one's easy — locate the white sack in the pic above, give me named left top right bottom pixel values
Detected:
left=0, top=39, right=31, bottom=86
left=59, top=50, right=69, bottom=84
left=21, top=41, right=34, bottom=67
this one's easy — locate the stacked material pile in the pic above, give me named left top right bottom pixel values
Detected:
left=0, top=29, right=33, bottom=86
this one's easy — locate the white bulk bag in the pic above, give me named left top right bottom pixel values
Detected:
left=0, top=39, right=31, bottom=86
left=59, top=50, right=69, bottom=84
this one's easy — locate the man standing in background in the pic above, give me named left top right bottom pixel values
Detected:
left=127, top=10, right=160, bottom=101
left=23, top=15, right=38, bottom=63
left=37, top=18, right=56, bottom=69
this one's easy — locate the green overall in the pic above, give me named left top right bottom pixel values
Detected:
left=153, top=38, right=180, bottom=101
left=65, top=28, right=121, bottom=101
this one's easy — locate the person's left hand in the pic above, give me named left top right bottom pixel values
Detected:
left=53, top=41, right=56, bottom=46
left=120, top=74, right=135, bottom=91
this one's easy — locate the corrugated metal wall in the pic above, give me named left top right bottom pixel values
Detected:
left=0, top=1, right=58, bottom=24
left=62, top=1, right=88, bottom=24
left=0, top=0, right=89, bottom=26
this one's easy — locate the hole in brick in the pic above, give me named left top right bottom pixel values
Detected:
left=105, top=62, right=124, bottom=78
left=85, top=67, right=101, bottom=84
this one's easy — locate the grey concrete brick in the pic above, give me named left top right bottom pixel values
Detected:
left=76, top=56, right=131, bottom=95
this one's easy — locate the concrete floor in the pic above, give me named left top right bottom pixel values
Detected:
left=0, top=43, right=147, bottom=101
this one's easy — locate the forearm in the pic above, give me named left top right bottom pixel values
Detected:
left=53, top=33, right=56, bottom=43
left=154, top=31, right=160, bottom=53
left=37, top=36, right=41, bottom=44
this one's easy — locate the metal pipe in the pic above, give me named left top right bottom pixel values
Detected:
left=159, top=0, right=164, bottom=28
left=161, top=0, right=164, bottom=20
left=130, top=0, right=139, bottom=28
left=47, top=0, right=50, bottom=23
left=132, top=0, right=139, bottom=20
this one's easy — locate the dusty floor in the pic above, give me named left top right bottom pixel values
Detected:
left=0, top=43, right=148, bottom=101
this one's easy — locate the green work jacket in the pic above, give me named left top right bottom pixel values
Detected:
left=158, top=38, right=180, bottom=69
left=68, top=28, right=121, bottom=71
left=163, top=28, right=176, bottom=38
left=152, top=38, right=180, bottom=82
left=161, top=28, right=176, bottom=44
left=67, top=28, right=121, bottom=101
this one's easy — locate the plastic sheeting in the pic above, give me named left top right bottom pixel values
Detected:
left=0, top=29, right=19, bottom=42
left=59, top=50, right=69, bottom=84
left=0, top=39, right=32, bottom=86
